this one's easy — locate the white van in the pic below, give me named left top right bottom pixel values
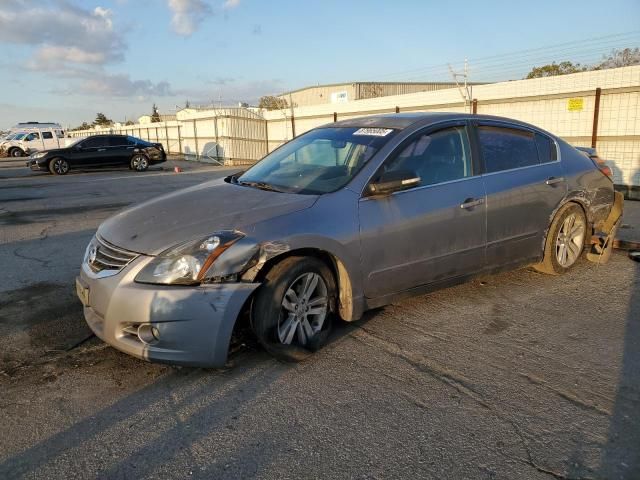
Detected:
left=1, top=125, right=66, bottom=157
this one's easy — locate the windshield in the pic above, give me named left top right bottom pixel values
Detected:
left=237, top=127, right=397, bottom=194
left=13, top=133, right=26, bottom=140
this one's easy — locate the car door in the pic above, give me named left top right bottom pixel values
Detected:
left=24, top=132, right=42, bottom=151
left=359, top=122, right=487, bottom=299
left=474, top=121, right=566, bottom=267
left=71, top=136, right=109, bottom=168
left=41, top=130, right=57, bottom=150
left=106, top=135, right=132, bottom=165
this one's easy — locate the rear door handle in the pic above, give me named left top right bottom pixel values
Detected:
left=97, top=148, right=106, bottom=152
left=460, top=197, right=485, bottom=209
left=545, top=176, right=565, bottom=186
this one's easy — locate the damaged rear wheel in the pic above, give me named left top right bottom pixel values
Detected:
left=251, top=256, right=335, bottom=362
left=534, top=203, right=586, bottom=275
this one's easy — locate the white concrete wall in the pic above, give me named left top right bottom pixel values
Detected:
left=70, top=66, right=640, bottom=185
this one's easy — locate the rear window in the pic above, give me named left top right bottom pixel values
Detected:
left=478, top=126, right=539, bottom=173
left=127, top=136, right=147, bottom=146
left=42, top=131, right=53, bottom=139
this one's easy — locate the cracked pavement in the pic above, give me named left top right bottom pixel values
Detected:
left=0, top=158, right=639, bottom=479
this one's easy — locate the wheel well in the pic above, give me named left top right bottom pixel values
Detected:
left=542, top=200, right=590, bottom=254
left=254, top=248, right=355, bottom=321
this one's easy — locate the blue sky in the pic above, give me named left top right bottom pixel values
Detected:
left=0, top=0, right=639, bottom=129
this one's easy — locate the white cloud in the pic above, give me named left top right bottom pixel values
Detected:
left=0, top=1, right=124, bottom=67
left=50, top=67, right=174, bottom=98
left=223, top=0, right=240, bottom=9
left=168, top=0, right=212, bottom=36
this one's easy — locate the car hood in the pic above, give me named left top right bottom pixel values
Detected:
left=97, top=178, right=318, bottom=255
left=36, top=148, right=67, bottom=156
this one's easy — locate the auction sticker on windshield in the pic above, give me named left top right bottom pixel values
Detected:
left=353, top=128, right=394, bottom=137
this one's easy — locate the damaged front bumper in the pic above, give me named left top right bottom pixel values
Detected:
left=77, top=256, right=260, bottom=367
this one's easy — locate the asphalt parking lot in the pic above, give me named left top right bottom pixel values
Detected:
left=0, top=157, right=639, bottom=480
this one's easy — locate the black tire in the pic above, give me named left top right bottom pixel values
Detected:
left=48, top=158, right=70, bottom=175
left=251, top=256, right=336, bottom=362
left=534, top=203, right=587, bottom=275
left=130, top=154, right=149, bottom=172
left=9, top=148, right=24, bottom=158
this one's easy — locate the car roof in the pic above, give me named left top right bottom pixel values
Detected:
left=330, top=112, right=546, bottom=132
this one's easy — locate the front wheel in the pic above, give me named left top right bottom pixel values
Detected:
left=534, top=203, right=587, bottom=275
left=9, top=148, right=24, bottom=158
left=48, top=158, right=70, bottom=175
left=130, top=154, right=149, bottom=172
left=251, top=256, right=335, bottom=362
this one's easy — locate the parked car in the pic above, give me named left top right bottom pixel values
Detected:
left=76, top=113, right=621, bottom=367
left=27, top=134, right=166, bottom=175
left=2, top=126, right=65, bottom=157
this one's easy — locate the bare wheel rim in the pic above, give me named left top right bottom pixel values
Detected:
left=555, top=213, right=585, bottom=267
left=278, top=272, right=328, bottom=346
left=53, top=159, right=68, bottom=174
left=132, top=155, right=148, bottom=171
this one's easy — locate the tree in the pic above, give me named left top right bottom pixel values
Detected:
left=258, top=95, right=290, bottom=110
left=525, top=61, right=587, bottom=79
left=70, top=122, right=91, bottom=131
left=125, top=120, right=135, bottom=126
left=93, top=112, right=113, bottom=127
left=185, top=100, right=191, bottom=109
left=594, top=47, right=640, bottom=69
left=525, top=48, right=640, bottom=79
left=151, top=104, right=161, bottom=123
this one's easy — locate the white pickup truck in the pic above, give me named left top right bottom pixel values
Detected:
left=1, top=126, right=66, bottom=157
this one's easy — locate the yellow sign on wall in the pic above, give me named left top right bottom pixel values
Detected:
left=567, top=98, right=584, bottom=111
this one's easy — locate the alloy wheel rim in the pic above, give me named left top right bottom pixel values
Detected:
left=555, top=213, right=585, bottom=267
left=133, top=156, right=148, bottom=170
left=54, top=159, right=68, bottom=174
left=278, top=272, right=328, bottom=346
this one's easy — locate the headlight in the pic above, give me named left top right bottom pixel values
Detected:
left=31, top=152, right=47, bottom=159
left=134, top=231, right=244, bottom=285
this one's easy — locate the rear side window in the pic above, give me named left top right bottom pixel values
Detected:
left=82, top=136, right=107, bottom=148
left=534, top=133, right=557, bottom=163
left=108, top=136, right=128, bottom=147
left=478, top=126, right=539, bottom=173
left=42, top=131, right=53, bottom=139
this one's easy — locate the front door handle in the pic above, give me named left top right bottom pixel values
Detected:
left=460, top=197, right=485, bottom=209
left=545, top=176, right=565, bottom=186
left=97, top=148, right=106, bottom=152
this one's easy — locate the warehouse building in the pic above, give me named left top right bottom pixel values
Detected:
left=277, top=81, right=485, bottom=107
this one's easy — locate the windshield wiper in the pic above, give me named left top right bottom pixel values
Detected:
left=238, top=180, right=283, bottom=193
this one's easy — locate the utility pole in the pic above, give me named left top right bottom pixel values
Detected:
left=449, top=58, right=473, bottom=113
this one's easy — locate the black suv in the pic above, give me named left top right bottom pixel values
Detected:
left=27, top=134, right=166, bottom=175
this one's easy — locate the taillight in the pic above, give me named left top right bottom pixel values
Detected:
left=590, top=155, right=613, bottom=179
left=599, top=165, right=613, bottom=179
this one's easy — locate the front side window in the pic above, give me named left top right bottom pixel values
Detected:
left=238, top=127, right=397, bottom=194
left=25, top=133, right=40, bottom=141
left=380, top=126, right=473, bottom=186
left=478, top=125, right=539, bottom=173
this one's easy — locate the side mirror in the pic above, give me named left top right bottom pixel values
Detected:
left=367, top=169, right=421, bottom=196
